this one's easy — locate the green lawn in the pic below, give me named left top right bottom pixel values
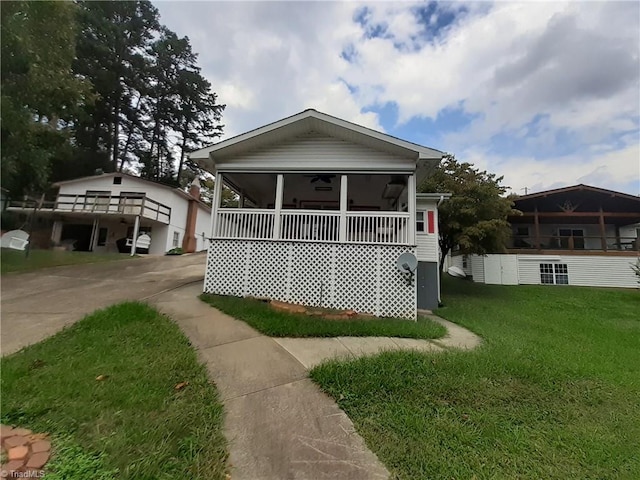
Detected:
left=200, top=294, right=447, bottom=339
left=311, top=278, right=640, bottom=479
left=1, top=248, right=132, bottom=274
left=0, top=303, right=228, bottom=479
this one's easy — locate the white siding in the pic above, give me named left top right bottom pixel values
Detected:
left=55, top=175, right=212, bottom=255
left=517, top=254, right=638, bottom=288
left=449, top=254, right=472, bottom=276
left=215, top=132, right=415, bottom=172
left=194, top=204, right=212, bottom=251
left=58, top=175, right=179, bottom=212
left=415, top=198, right=439, bottom=261
left=620, top=223, right=640, bottom=239
left=470, top=255, right=485, bottom=283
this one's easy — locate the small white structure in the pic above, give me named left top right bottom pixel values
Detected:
left=190, top=109, right=449, bottom=318
left=0, top=230, right=29, bottom=251
left=6, top=173, right=211, bottom=255
left=450, top=184, right=640, bottom=289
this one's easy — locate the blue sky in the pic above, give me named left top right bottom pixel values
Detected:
left=157, top=1, right=639, bottom=195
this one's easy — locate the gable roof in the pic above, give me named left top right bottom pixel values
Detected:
left=189, top=109, right=443, bottom=165
left=53, top=172, right=211, bottom=211
left=516, top=184, right=639, bottom=202
left=513, top=184, right=640, bottom=215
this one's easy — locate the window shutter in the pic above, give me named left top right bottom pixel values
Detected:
left=427, top=211, right=435, bottom=234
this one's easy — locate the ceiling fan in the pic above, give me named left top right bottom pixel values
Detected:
left=304, top=174, right=336, bottom=184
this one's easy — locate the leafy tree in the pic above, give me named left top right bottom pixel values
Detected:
left=1, top=1, right=90, bottom=196
left=420, top=154, right=517, bottom=272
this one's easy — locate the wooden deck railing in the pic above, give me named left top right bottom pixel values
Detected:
left=8, top=194, right=171, bottom=224
left=214, top=208, right=411, bottom=245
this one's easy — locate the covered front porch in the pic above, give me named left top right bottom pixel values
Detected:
left=210, top=172, right=417, bottom=246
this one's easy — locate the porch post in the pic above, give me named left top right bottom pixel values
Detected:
left=131, top=215, right=140, bottom=256
left=339, top=175, right=348, bottom=242
left=599, top=206, right=607, bottom=251
left=534, top=206, right=540, bottom=250
left=273, top=174, right=284, bottom=240
left=89, top=217, right=99, bottom=251
left=210, top=172, right=224, bottom=238
left=407, top=174, right=416, bottom=244
left=51, top=220, right=63, bottom=245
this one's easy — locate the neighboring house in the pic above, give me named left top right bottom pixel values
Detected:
left=190, top=109, right=449, bottom=318
left=6, top=173, right=211, bottom=255
left=450, top=184, right=640, bottom=288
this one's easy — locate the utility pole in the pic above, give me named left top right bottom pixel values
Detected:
left=521, top=187, right=529, bottom=195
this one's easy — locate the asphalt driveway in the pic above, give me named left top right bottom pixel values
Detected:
left=1, top=253, right=206, bottom=356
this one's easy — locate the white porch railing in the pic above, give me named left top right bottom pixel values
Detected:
left=281, top=210, right=340, bottom=242
left=215, top=208, right=411, bottom=245
left=346, top=211, right=410, bottom=244
left=216, top=209, right=275, bottom=239
left=7, top=194, right=171, bottom=224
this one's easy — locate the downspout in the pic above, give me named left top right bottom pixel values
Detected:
left=436, top=194, right=444, bottom=305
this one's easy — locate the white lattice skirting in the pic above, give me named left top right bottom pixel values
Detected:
left=204, top=240, right=417, bottom=318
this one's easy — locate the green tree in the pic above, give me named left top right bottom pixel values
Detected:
left=420, top=154, right=517, bottom=272
left=1, top=1, right=90, bottom=196
left=72, top=0, right=160, bottom=174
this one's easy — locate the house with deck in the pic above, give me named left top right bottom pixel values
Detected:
left=190, top=109, right=449, bottom=318
left=450, top=184, right=639, bottom=288
left=6, top=173, right=211, bottom=255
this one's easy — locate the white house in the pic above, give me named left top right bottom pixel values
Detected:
left=7, top=173, right=211, bottom=255
left=449, top=184, right=640, bottom=288
left=190, top=109, right=449, bottom=318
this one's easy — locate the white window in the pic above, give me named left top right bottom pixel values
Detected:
left=416, top=211, right=426, bottom=233
left=462, top=255, right=468, bottom=269
left=540, top=263, right=569, bottom=285
left=173, top=232, right=180, bottom=247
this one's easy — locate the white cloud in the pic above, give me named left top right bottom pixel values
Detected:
left=156, top=1, right=639, bottom=194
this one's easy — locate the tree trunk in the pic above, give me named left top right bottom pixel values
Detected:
left=176, top=130, right=188, bottom=185
left=118, top=94, right=142, bottom=171
left=112, top=95, right=121, bottom=172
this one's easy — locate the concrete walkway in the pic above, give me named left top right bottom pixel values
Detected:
left=148, top=283, right=481, bottom=480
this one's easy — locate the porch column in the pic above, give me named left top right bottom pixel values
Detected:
left=339, top=175, right=348, bottom=242
left=131, top=215, right=140, bottom=256
left=534, top=206, right=540, bottom=250
left=89, top=217, right=99, bottom=251
left=407, top=174, right=416, bottom=244
left=273, top=174, right=284, bottom=240
left=51, top=220, right=63, bottom=245
left=210, top=172, right=224, bottom=238
left=599, top=206, right=607, bottom=251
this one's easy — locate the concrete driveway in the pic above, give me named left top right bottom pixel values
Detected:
left=1, top=253, right=206, bottom=356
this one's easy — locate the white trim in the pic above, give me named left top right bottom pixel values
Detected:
left=408, top=174, right=416, bottom=244
left=131, top=215, right=140, bottom=256
left=210, top=172, right=224, bottom=237
left=339, top=175, right=348, bottom=242
left=273, top=174, right=284, bottom=239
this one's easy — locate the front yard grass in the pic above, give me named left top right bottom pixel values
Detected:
left=200, top=294, right=447, bottom=339
left=1, top=248, right=132, bottom=274
left=0, top=302, right=228, bottom=479
left=310, top=278, right=640, bottom=479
